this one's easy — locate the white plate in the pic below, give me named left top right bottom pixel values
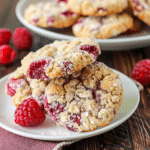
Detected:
left=15, top=0, right=150, bottom=51
left=0, top=70, right=140, bottom=141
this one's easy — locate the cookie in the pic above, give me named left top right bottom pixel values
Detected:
left=72, top=13, right=133, bottom=39
left=124, top=17, right=141, bottom=34
left=128, top=0, right=150, bottom=26
left=24, top=2, right=79, bottom=28
left=124, top=7, right=142, bottom=34
left=21, top=38, right=101, bottom=80
left=44, top=62, right=124, bottom=132
left=5, top=67, right=49, bottom=108
left=67, top=0, right=128, bottom=16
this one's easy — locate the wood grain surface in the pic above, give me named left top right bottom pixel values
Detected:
left=0, top=0, right=150, bottom=150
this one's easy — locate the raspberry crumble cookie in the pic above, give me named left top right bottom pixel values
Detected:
left=24, top=1, right=79, bottom=28
left=72, top=13, right=133, bottom=39
left=5, top=67, right=49, bottom=109
left=44, top=62, right=124, bottom=132
left=67, top=0, right=128, bottom=16
left=129, top=0, right=150, bottom=26
left=21, top=38, right=101, bottom=80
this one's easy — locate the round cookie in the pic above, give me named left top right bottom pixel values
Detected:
left=5, top=67, right=49, bottom=108
left=21, top=38, right=101, bottom=80
left=24, top=2, right=79, bottom=28
left=44, top=62, right=124, bottom=132
left=72, top=13, right=133, bottom=39
left=129, top=0, right=150, bottom=26
left=67, top=0, right=128, bottom=16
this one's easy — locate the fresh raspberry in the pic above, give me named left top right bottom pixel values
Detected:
left=12, top=27, right=33, bottom=50
left=0, top=45, right=16, bottom=65
left=66, top=114, right=82, bottom=132
left=0, top=28, right=11, bottom=45
left=79, top=45, right=100, bottom=60
left=6, top=78, right=27, bottom=96
left=15, top=98, right=46, bottom=127
left=44, top=97, right=65, bottom=122
left=132, top=59, right=150, bottom=85
left=27, top=58, right=51, bottom=80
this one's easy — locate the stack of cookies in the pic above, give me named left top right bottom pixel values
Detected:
left=24, top=0, right=150, bottom=39
left=5, top=38, right=124, bottom=132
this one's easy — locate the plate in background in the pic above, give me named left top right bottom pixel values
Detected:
left=15, top=0, right=150, bottom=51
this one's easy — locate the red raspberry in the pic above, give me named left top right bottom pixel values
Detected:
left=61, top=61, right=73, bottom=73
left=0, top=28, right=11, bottom=45
left=132, top=59, right=150, bottom=85
left=15, top=98, right=46, bottom=127
left=0, top=45, right=16, bottom=65
left=79, top=45, right=100, bottom=60
left=12, top=27, right=33, bottom=50
left=27, top=58, right=51, bottom=80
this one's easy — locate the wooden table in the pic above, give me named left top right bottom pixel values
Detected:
left=1, top=0, right=150, bottom=149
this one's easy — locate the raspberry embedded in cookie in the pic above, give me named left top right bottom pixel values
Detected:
left=27, top=58, right=51, bottom=80
left=66, top=114, right=82, bottom=132
left=98, top=7, right=107, bottom=12
left=79, top=45, right=100, bottom=60
left=32, top=18, right=39, bottom=24
left=94, top=91, right=101, bottom=103
left=61, top=10, right=74, bottom=17
left=133, top=0, right=145, bottom=12
left=66, top=124, right=78, bottom=132
left=45, top=97, right=65, bottom=121
left=47, top=16, right=55, bottom=26
left=75, top=19, right=83, bottom=24
left=90, top=26, right=100, bottom=35
left=6, top=78, right=27, bottom=96
left=133, top=0, right=140, bottom=5
left=61, top=61, right=73, bottom=74
left=70, top=114, right=82, bottom=125
left=57, top=0, right=68, bottom=3
left=33, top=94, right=45, bottom=110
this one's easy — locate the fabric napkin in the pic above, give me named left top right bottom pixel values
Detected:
left=0, top=127, right=80, bottom=150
